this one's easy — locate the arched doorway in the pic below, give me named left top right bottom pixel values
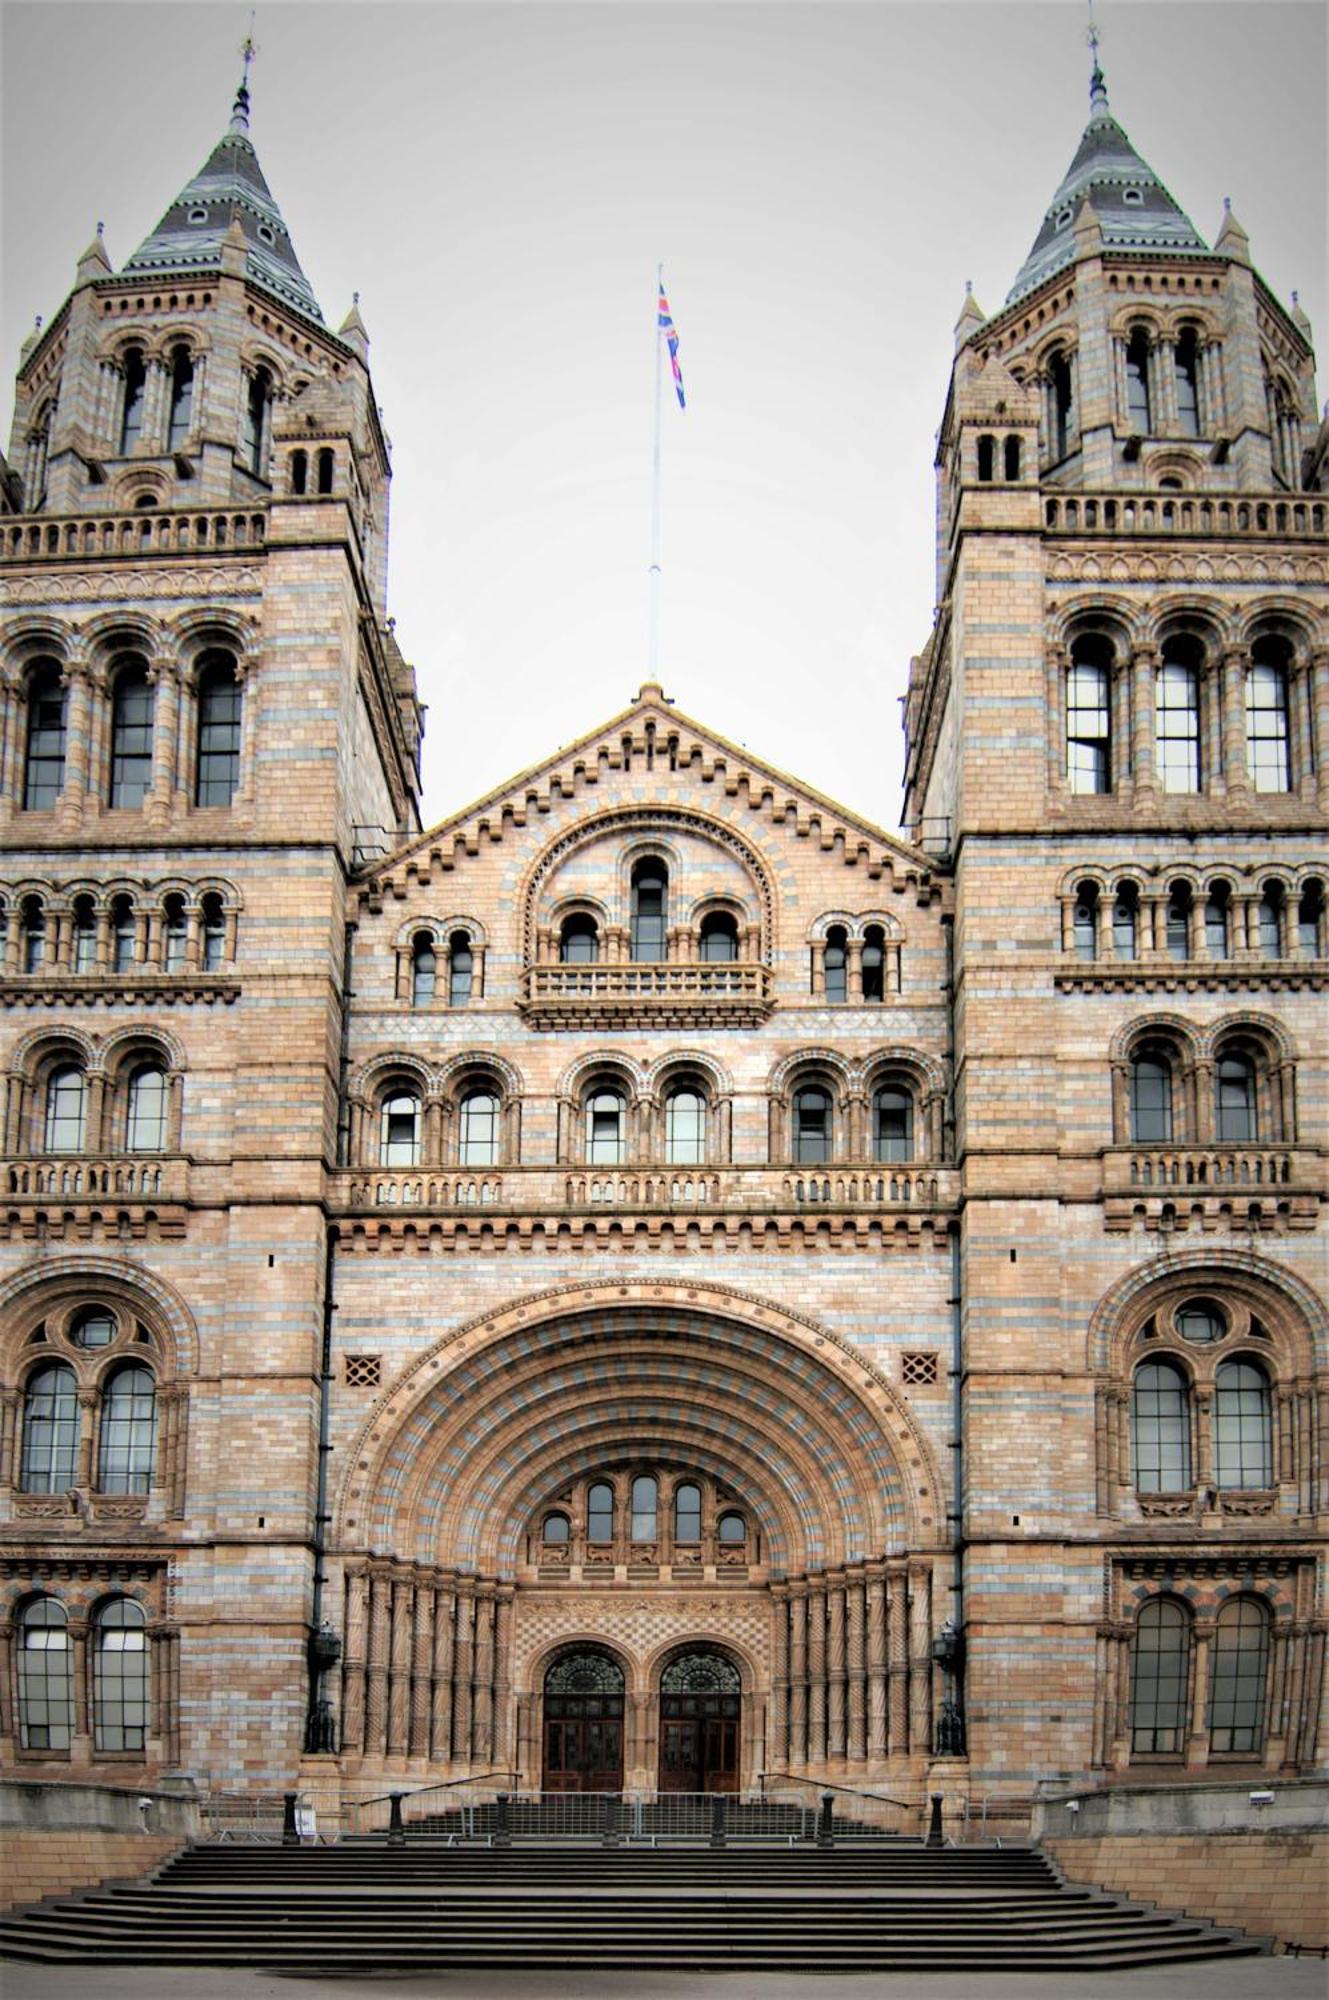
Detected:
left=542, top=1649, right=625, bottom=1793
left=658, top=1649, right=741, bottom=1793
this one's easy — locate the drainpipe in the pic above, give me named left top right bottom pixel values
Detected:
left=935, top=912, right=967, bottom=1756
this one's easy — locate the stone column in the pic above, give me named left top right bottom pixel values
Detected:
left=471, top=1588, right=495, bottom=1763
left=770, top=1586, right=789, bottom=1772
left=827, top=1575, right=847, bottom=1758
left=1046, top=645, right=1068, bottom=794
left=1186, top=1623, right=1213, bottom=1768
left=431, top=1585, right=456, bottom=1762
left=68, top=1616, right=91, bottom=1767
left=452, top=1588, right=475, bottom=1763
left=845, top=940, right=863, bottom=1002
left=492, top=1588, right=514, bottom=1763
left=410, top=1579, right=434, bottom=1759
left=340, top=1565, right=368, bottom=1756
left=887, top=1565, right=909, bottom=1754
left=846, top=1574, right=866, bottom=1762
left=789, top=1584, right=808, bottom=1766
left=146, top=656, right=181, bottom=829
left=76, top=1389, right=98, bottom=1489
left=53, top=658, right=92, bottom=832
left=364, top=1566, right=391, bottom=1758
left=806, top=1585, right=826, bottom=1764
left=907, top=1562, right=932, bottom=1754
left=1219, top=648, right=1249, bottom=798
left=1131, top=647, right=1158, bottom=804
left=866, top=1566, right=887, bottom=1761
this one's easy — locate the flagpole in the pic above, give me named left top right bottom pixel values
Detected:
left=648, top=262, right=664, bottom=681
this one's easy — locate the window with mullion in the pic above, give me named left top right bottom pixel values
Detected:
left=18, top=1599, right=74, bottom=1751
left=1207, top=1598, right=1270, bottom=1754
left=93, top=1600, right=150, bottom=1753
left=1067, top=660, right=1111, bottom=793
left=459, top=1089, right=499, bottom=1167
left=1130, top=1599, right=1190, bottom=1754
left=1245, top=662, right=1291, bottom=794
left=23, top=665, right=66, bottom=810
left=98, top=1365, right=157, bottom=1494
left=1156, top=660, right=1201, bottom=792
left=1132, top=1361, right=1191, bottom=1492
left=20, top=1364, right=80, bottom=1492
left=109, top=666, right=155, bottom=808
left=195, top=664, right=241, bottom=806
left=666, top=1089, right=705, bottom=1164
left=1213, top=1361, right=1272, bottom=1489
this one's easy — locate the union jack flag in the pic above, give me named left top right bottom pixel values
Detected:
left=658, top=279, right=686, bottom=409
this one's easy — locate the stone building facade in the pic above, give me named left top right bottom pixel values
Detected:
left=0, top=61, right=1324, bottom=1811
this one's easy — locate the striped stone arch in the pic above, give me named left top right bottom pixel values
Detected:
left=334, top=1279, right=942, bottom=1578
left=1085, top=1245, right=1329, bottom=1376
left=0, top=1253, right=201, bottom=1379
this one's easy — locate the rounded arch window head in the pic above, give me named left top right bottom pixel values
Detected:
left=586, top=1481, right=614, bottom=1542
left=698, top=910, right=738, bottom=962
left=541, top=1511, right=570, bottom=1546
left=661, top=1652, right=741, bottom=1694
left=585, top=1088, right=625, bottom=1165
left=630, top=858, right=667, bottom=962
left=379, top=1090, right=421, bottom=1167
left=546, top=1651, right=625, bottom=1695
left=559, top=913, right=599, bottom=964
left=17, top=1596, right=73, bottom=1752
left=861, top=925, right=887, bottom=1003
left=717, top=1511, right=747, bottom=1545
left=665, top=1086, right=706, bottom=1165
left=410, top=931, right=436, bottom=1007
left=448, top=930, right=473, bottom=1007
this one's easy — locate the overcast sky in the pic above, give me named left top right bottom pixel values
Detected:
left=3, top=1, right=1325, bottom=836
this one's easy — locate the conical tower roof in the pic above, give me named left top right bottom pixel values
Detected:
left=121, top=77, right=323, bottom=323
left=1005, top=58, right=1207, bottom=305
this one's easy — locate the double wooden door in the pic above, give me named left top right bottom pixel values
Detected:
left=542, top=1691, right=625, bottom=1792
left=658, top=1689, right=741, bottom=1793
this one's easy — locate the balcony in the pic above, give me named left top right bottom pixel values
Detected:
left=0, top=507, right=267, bottom=565
left=1043, top=490, right=1326, bottom=541
left=2, top=1156, right=191, bottom=1240
left=1102, top=1145, right=1323, bottom=1234
left=520, top=960, right=774, bottom=1030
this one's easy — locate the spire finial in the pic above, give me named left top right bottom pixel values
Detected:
left=230, top=15, right=258, bottom=133
left=1087, top=0, right=1108, bottom=111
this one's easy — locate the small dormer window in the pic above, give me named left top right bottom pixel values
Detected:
left=188, top=207, right=208, bottom=225
left=256, top=223, right=276, bottom=245
left=1122, top=186, right=1145, bottom=206
left=1055, top=206, right=1073, bottom=230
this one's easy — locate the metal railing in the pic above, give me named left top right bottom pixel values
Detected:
left=759, top=1773, right=919, bottom=1839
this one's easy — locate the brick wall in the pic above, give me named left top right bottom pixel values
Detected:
left=1, top=1830, right=183, bottom=1912
left=1045, top=1829, right=1329, bottom=1953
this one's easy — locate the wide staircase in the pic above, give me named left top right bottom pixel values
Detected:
left=0, top=1828, right=1265, bottom=1970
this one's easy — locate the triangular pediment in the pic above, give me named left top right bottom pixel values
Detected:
left=357, top=683, right=938, bottom=904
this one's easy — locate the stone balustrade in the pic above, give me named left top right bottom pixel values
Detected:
left=4, top=1156, right=189, bottom=1202
left=1043, top=490, right=1326, bottom=540
left=335, top=1162, right=957, bottom=1213
left=0, top=508, right=266, bottom=564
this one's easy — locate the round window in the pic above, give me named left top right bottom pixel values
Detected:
left=70, top=1306, right=116, bottom=1348
left=188, top=207, right=208, bottom=225
left=256, top=223, right=276, bottom=245
left=1176, top=1299, right=1226, bottom=1344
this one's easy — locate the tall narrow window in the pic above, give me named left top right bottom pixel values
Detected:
left=161, top=896, right=187, bottom=973
left=201, top=895, right=226, bottom=972
left=1165, top=884, right=1192, bottom=960
left=316, top=447, right=334, bottom=494
left=72, top=897, right=97, bottom=973
left=793, top=1085, right=832, bottom=1164
left=23, top=662, right=66, bottom=810
left=98, top=1366, right=157, bottom=1494
left=94, top=1600, right=150, bottom=1753
left=290, top=449, right=308, bottom=495
left=1215, top=1053, right=1257, bottom=1143
left=379, top=1092, right=421, bottom=1167
left=1213, top=1361, right=1272, bottom=1490
left=44, top=1066, right=86, bottom=1152
left=1129, top=1056, right=1173, bottom=1144
left=195, top=657, right=242, bottom=806
left=873, top=1085, right=914, bottom=1162
left=1257, top=886, right=1284, bottom=960
left=1204, top=885, right=1230, bottom=960
left=630, top=860, right=667, bottom=961
left=18, top=1599, right=73, bottom=1751
left=1125, top=327, right=1152, bottom=432
left=109, top=662, right=154, bottom=808
left=1113, top=884, right=1139, bottom=961
left=674, top=1482, right=702, bottom=1543
left=630, top=1474, right=658, bottom=1542
left=1003, top=434, right=1022, bottom=480
left=243, top=367, right=271, bottom=476
left=976, top=434, right=995, bottom=481
left=1073, top=883, right=1099, bottom=961
left=862, top=925, right=886, bottom=1002
left=1299, top=882, right=1324, bottom=956
left=126, top=1065, right=169, bottom=1152
left=166, top=347, right=194, bottom=451
left=112, top=896, right=136, bottom=973
left=23, top=897, right=47, bottom=973
left=1133, top=1362, right=1192, bottom=1492
left=586, top=1090, right=625, bottom=1165
left=119, top=348, right=147, bottom=453
left=1246, top=650, right=1291, bottom=793
left=1066, top=638, right=1112, bottom=793
left=1130, top=1600, right=1190, bottom=1753
left=448, top=932, right=473, bottom=1006
left=823, top=927, right=847, bottom=1002
left=587, top=1482, right=614, bottom=1543
left=1174, top=327, right=1201, bottom=437
left=25, top=401, right=51, bottom=508
left=459, top=1089, right=499, bottom=1167
left=698, top=912, right=738, bottom=962
left=559, top=914, right=598, bottom=963
left=1208, top=1598, right=1270, bottom=1754
left=20, top=1365, right=79, bottom=1492
left=1156, top=644, right=1202, bottom=792
left=1049, top=349, right=1074, bottom=460
left=410, top=933, right=436, bottom=1006
left=666, top=1088, right=706, bottom=1165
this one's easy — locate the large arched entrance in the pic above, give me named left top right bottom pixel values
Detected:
left=542, top=1648, right=625, bottom=1792
left=658, top=1649, right=742, bottom=1793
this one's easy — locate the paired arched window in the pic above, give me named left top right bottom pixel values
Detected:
left=665, top=1087, right=706, bottom=1164
left=1066, top=636, right=1113, bottom=794
left=586, top=1089, right=625, bottom=1165
left=243, top=367, right=272, bottom=476
left=19, top=1354, right=159, bottom=1496
left=166, top=347, right=194, bottom=453
left=125, top=1063, right=169, bottom=1151
left=1132, top=1360, right=1191, bottom=1491
left=1156, top=638, right=1203, bottom=792
left=630, top=860, right=667, bottom=961
left=410, top=933, right=436, bottom=1006
left=873, top=1083, right=914, bottom=1162
left=109, top=659, right=154, bottom=808
left=698, top=911, right=738, bottom=962
left=119, top=348, right=147, bottom=453
left=559, top=914, right=599, bottom=963
left=23, top=662, right=66, bottom=810
left=459, top=1089, right=499, bottom=1167
left=1130, top=1595, right=1272, bottom=1760
left=1129, top=1052, right=1173, bottom=1144
left=1125, top=327, right=1152, bottom=433
left=44, top=1066, right=87, bottom=1152
left=1129, top=1598, right=1188, bottom=1752
left=379, top=1090, right=421, bottom=1167
left=93, top=1599, right=150, bottom=1753
left=1246, top=643, right=1291, bottom=793
left=1132, top=1348, right=1274, bottom=1496
left=15, top=1596, right=151, bottom=1757
left=17, top=1599, right=73, bottom=1751
left=195, top=654, right=242, bottom=806
left=792, top=1084, right=833, bottom=1164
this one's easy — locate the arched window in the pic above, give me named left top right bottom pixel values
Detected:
left=587, top=1482, right=614, bottom=1543
left=44, top=1065, right=86, bottom=1152
left=586, top=1089, right=625, bottom=1165
left=243, top=367, right=271, bottom=476
left=1003, top=434, right=1022, bottom=480
left=976, top=434, right=995, bottom=481
left=1049, top=349, right=1075, bottom=460
left=873, top=1084, right=914, bottom=1162
left=1246, top=648, right=1291, bottom=793
left=201, top=894, right=226, bottom=972
left=1073, top=882, right=1099, bottom=961
left=698, top=912, right=738, bottom=962
left=70, top=1306, right=116, bottom=1349
left=862, top=926, right=886, bottom=1002
left=718, top=1511, right=747, bottom=1544
left=1113, top=884, right=1139, bottom=961
left=316, top=447, right=334, bottom=495
left=166, top=347, right=194, bottom=452
left=1174, top=327, right=1201, bottom=438
left=163, top=895, right=187, bottom=972
left=459, top=1088, right=499, bottom=1167
left=18, top=1599, right=73, bottom=1751
left=119, top=348, right=147, bottom=453
left=1130, top=1599, right=1190, bottom=1753
left=665, top=1087, right=705, bottom=1165
left=793, top=1084, right=832, bottom=1164
left=25, top=400, right=51, bottom=508
left=93, top=1600, right=150, bottom=1753
left=72, top=896, right=97, bottom=973
left=125, top=1064, right=169, bottom=1152
left=195, top=656, right=242, bottom=806
left=109, top=661, right=154, bottom=808
left=379, top=1091, right=421, bottom=1167
left=630, top=1474, right=658, bottom=1542
left=1299, top=882, right=1324, bottom=957
left=1204, top=884, right=1231, bottom=959
left=290, top=449, right=308, bottom=495
left=1132, top=1361, right=1191, bottom=1492
left=20, top=1364, right=79, bottom=1492
left=541, top=1512, right=570, bottom=1545
left=410, top=933, right=436, bottom=1006
left=630, top=860, right=667, bottom=962
left=1208, top=1598, right=1270, bottom=1754
left=23, top=896, right=47, bottom=972
left=559, top=914, right=599, bottom=963
left=1214, top=1360, right=1273, bottom=1489
left=823, top=926, right=847, bottom=1002
left=1165, top=883, right=1191, bottom=960
left=112, top=895, right=136, bottom=973
left=1125, top=327, right=1152, bottom=432
left=674, top=1482, right=702, bottom=1543
left=1066, top=637, right=1112, bottom=793
left=1175, top=1299, right=1225, bottom=1344
left=1129, top=1055, right=1173, bottom=1144
left=448, top=932, right=473, bottom=1006
left=98, top=1365, right=157, bottom=1494
left=1257, top=885, right=1284, bottom=960
left=1215, top=1053, right=1257, bottom=1143
left=23, top=662, right=66, bottom=810
left=1156, top=641, right=1202, bottom=792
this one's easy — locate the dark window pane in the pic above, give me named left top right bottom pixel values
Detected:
left=1213, top=1361, right=1272, bottom=1489
left=1130, top=1599, right=1189, bottom=1752
left=24, top=665, right=66, bottom=810
left=874, top=1085, right=913, bottom=1162
left=631, top=863, right=667, bottom=962
left=94, top=1600, right=150, bottom=1753
left=793, top=1086, right=832, bottom=1164
left=98, top=1365, right=157, bottom=1494
left=110, top=666, right=154, bottom=808
left=1132, top=1361, right=1191, bottom=1492
left=18, top=1599, right=73, bottom=1751
left=21, top=1364, right=79, bottom=1492
left=1216, top=1056, right=1256, bottom=1143
left=1208, top=1599, right=1269, bottom=1753
left=196, top=663, right=241, bottom=806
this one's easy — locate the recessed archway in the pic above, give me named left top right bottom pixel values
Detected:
left=541, top=1645, right=626, bottom=1793
left=657, top=1645, right=743, bottom=1794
